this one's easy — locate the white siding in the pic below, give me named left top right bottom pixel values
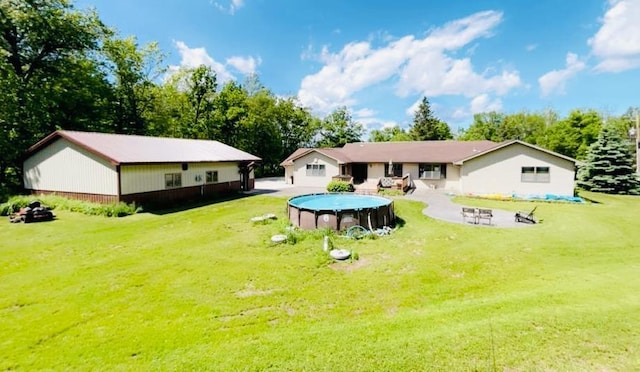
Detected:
left=410, top=163, right=461, bottom=191
left=120, top=162, right=240, bottom=195
left=291, top=152, right=339, bottom=187
left=367, top=164, right=386, bottom=180
left=283, top=165, right=294, bottom=184
left=23, top=138, right=118, bottom=195
left=461, top=143, right=576, bottom=196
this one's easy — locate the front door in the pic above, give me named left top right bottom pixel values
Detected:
left=351, top=163, right=368, bottom=184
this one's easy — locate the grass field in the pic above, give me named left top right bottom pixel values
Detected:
left=1, top=191, right=639, bottom=370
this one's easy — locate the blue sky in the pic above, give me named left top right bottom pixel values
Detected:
left=76, top=0, right=640, bottom=132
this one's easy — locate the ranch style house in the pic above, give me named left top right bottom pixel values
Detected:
left=281, top=140, right=579, bottom=197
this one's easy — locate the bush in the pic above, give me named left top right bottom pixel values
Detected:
left=326, top=180, right=354, bottom=193
left=0, top=194, right=137, bottom=217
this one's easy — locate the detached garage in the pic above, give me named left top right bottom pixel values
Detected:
left=23, top=130, right=260, bottom=205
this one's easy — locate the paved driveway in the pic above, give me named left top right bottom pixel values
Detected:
left=252, top=178, right=532, bottom=228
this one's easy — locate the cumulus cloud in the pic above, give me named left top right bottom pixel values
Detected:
left=470, top=94, right=502, bottom=113
left=588, top=0, right=640, bottom=72
left=212, top=0, right=245, bottom=15
left=297, top=10, right=521, bottom=115
left=226, top=56, right=261, bottom=74
left=538, top=52, right=586, bottom=97
left=169, top=41, right=260, bottom=83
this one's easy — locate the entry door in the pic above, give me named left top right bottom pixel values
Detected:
left=351, top=163, right=368, bottom=184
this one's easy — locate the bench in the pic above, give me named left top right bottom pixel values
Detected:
left=461, top=207, right=478, bottom=224
left=477, top=208, right=493, bottom=225
left=461, top=207, right=493, bottom=225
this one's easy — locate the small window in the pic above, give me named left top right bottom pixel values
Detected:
left=206, top=170, right=218, bottom=183
left=521, top=166, right=550, bottom=183
left=165, top=173, right=182, bottom=188
left=419, top=163, right=446, bottom=179
left=306, top=164, right=326, bottom=177
left=182, top=163, right=189, bottom=171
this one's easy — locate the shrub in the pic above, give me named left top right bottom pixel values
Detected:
left=326, top=180, right=354, bottom=193
left=0, top=195, right=137, bottom=217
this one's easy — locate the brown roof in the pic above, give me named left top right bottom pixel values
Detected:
left=281, top=141, right=498, bottom=165
left=454, top=140, right=580, bottom=165
left=280, top=147, right=352, bottom=166
left=28, top=130, right=261, bottom=165
left=340, top=140, right=498, bottom=163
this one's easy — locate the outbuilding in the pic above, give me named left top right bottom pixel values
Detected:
left=23, top=130, right=260, bottom=205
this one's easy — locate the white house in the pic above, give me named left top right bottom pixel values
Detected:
left=280, top=140, right=579, bottom=197
left=23, top=130, right=260, bottom=205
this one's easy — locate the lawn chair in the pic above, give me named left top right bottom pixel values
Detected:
left=515, top=206, right=537, bottom=224
left=461, top=207, right=478, bottom=224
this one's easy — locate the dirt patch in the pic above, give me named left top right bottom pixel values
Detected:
left=330, top=257, right=371, bottom=272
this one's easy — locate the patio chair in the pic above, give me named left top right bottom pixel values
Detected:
left=515, top=206, right=537, bottom=224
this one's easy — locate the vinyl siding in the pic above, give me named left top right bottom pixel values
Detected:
left=461, top=143, right=576, bottom=196
left=291, top=152, right=338, bottom=187
left=23, top=138, right=118, bottom=195
left=120, top=162, right=241, bottom=195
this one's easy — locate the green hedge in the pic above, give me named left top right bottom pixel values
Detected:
left=0, top=195, right=138, bottom=217
left=326, top=180, right=354, bottom=193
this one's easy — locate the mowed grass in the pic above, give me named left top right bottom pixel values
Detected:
left=1, top=191, right=640, bottom=370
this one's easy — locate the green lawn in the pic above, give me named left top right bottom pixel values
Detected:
left=1, top=191, right=639, bottom=370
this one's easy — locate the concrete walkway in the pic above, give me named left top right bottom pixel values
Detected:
left=404, top=189, right=530, bottom=228
left=252, top=178, right=531, bottom=228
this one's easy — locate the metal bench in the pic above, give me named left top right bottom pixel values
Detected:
left=461, top=207, right=478, bottom=224
left=477, top=208, right=493, bottom=225
left=461, top=207, right=493, bottom=225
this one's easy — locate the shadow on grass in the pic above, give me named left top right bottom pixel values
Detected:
left=141, top=192, right=255, bottom=215
left=394, top=216, right=406, bottom=228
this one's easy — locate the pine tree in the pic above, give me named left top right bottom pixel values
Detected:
left=577, top=125, right=640, bottom=194
left=409, top=97, right=453, bottom=140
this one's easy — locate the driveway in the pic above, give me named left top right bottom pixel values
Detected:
left=252, top=178, right=532, bottom=228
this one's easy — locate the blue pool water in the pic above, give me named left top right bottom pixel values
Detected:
left=288, top=193, right=391, bottom=211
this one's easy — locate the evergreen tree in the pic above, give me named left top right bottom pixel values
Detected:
left=577, top=126, right=640, bottom=195
left=409, top=97, right=452, bottom=140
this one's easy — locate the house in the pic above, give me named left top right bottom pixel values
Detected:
left=280, top=140, right=579, bottom=197
left=23, top=130, right=260, bottom=205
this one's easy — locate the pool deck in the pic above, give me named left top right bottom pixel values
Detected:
left=250, top=178, right=532, bottom=228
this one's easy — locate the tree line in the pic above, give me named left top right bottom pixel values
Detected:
left=1, top=0, right=638, bottom=197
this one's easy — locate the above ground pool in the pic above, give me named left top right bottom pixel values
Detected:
left=287, top=193, right=395, bottom=231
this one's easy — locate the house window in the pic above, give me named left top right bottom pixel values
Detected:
left=521, top=166, right=550, bottom=183
left=419, top=163, right=446, bottom=179
left=341, top=165, right=347, bottom=175
left=165, top=173, right=182, bottom=188
left=384, top=163, right=403, bottom=177
left=206, top=170, right=218, bottom=183
left=306, top=164, right=325, bottom=176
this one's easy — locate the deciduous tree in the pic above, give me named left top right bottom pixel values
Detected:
left=316, top=107, right=364, bottom=147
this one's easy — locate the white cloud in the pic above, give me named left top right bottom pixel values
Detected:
left=354, top=108, right=376, bottom=118
left=226, top=56, right=261, bottom=74
left=470, top=94, right=502, bottom=113
left=212, top=0, right=245, bottom=15
left=525, top=44, right=538, bottom=52
left=588, top=0, right=640, bottom=72
left=169, top=41, right=261, bottom=84
left=172, top=40, right=234, bottom=83
left=538, top=52, right=586, bottom=97
left=297, top=10, right=521, bottom=115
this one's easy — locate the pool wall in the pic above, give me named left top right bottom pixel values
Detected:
left=287, top=193, right=395, bottom=231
